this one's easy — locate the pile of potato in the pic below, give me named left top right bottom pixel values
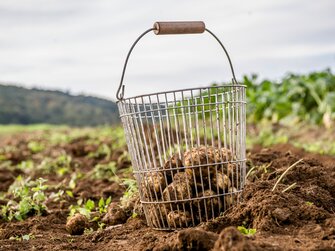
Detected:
left=140, top=145, right=240, bottom=229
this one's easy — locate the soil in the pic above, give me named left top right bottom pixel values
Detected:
left=0, top=131, right=334, bottom=250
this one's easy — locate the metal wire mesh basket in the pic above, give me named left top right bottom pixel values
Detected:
left=116, top=21, right=246, bottom=230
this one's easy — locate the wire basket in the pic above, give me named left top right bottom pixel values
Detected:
left=116, top=22, right=246, bottom=230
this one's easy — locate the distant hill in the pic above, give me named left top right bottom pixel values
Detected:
left=0, top=84, right=120, bottom=126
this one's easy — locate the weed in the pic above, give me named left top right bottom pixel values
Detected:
left=37, top=154, right=72, bottom=176
left=69, top=197, right=111, bottom=220
left=27, top=141, right=45, bottom=153
left=120, top=178, right=138, bottom=208
left=17, top=160, right=34, bottom=171
left=98, top=197, right=112, bottom=214
left=1, top=176, right=48, bottom=221
left=68, top=172, right=83, bottom=190
left=89, top=162, right=117, bottom=180
left=237, top=226, right=257, bottom=236
left=88, top=144, right=111, bottom=159
left=306, top=201, right=314, bottom=206
left=9, top=233, right=35, bottom=241
left=69, top=199, right=95, bottom=219
left=84, top=228, right=94, bottom=235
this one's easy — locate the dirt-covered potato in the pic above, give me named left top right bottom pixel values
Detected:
left=211, top=171, right=231, bottom=191
left=162, top=179, right=193, bottom=201
left=172, top=171, right=194, bottom=186
left=224, top=187, right=238, bottom=208
left=184, top=146, right=235, bottom=180
left=194, top=190, right=222, bottom=219
left=164, top=154, right=183, bottom=180
left=146, top=204, right=170, bottom=228
left=226, top=163, right=238, bottom=178
left=66, top=213, right=88, bottom=235
left=184, top=146, right=217, bottom=177
left=102, top=202, right=128, bottom=226
left=218, top=147, right=234, bottom=161
left=167, top=210, right=192, bottom=228
left=141, top=172, right=167, bottom=200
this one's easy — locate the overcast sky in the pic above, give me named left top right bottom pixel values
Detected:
left=0, top=0, right=334, bottom=101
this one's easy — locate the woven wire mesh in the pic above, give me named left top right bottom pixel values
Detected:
left=118, top=84, right=246, bottom=230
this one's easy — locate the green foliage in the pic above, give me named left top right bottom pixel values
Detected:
left=27, top=141, right=45, bottom=153
left=98, top=197, right=112, bottom=214
left=69, top=199, right=95, bottom=219
left=237, top=226, right=257, bottom=236
left=17, top=160, right=35, bottom=172
left=1, top=176, right=48, bottom=221
left=244, top=69, right=335, bottom=125
left=306, top=201, right=314, bottom=206
left=246, top=122, right=288, bottom=148
left=174, top=69, right=334, bottom=127
left=88, top=144, right=111, bottom=159
left=37, top=154, right=72, bottom=176
left=295, top=141, right=335, bottom=156
left=9, top=233, right=35, bottom=241
left=89, top=162, right=117, bottom=180
left=69, top=197, right=111, bottom=220
left=120, top=178, right=138, bottom=208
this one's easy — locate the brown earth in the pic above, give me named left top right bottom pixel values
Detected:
left=0, top=132, right=334, bottom=250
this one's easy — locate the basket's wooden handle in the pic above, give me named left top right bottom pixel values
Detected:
left=154, top=21, right=205, bottom=35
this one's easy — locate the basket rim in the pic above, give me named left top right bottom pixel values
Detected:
left=116, top=83, right=246, bottom=103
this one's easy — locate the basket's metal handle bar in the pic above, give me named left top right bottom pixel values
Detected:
left=116, top=21, right=238, bottom=101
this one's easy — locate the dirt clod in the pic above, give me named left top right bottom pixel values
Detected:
left=155, top=229, right=219, bottom=251
left=213, top=226, right=257, bottom=251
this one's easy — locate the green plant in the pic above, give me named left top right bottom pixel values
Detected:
left=120, top=178, right=138, bottom=208
left=306, top=201, right=314, bottom=206
left=244, top=69, right=335, bottom=126
left=68, top=196, right=111, bottom=220
left=89, top=162, right=117, bottom=180
left=84, top=227, right=94, bottom=235
left=9, top=233, right=35, bottom=241
left=1, top=176, right=48, bottom=221
left=37, top=154, right=72, bottom=176
left=98, top=197, right=112, bottom=214
left=237, top=226, right=257, bottom=236
left=17, top=160, right=34, bottom=172
left=68, top=171, right=83, bottom=190
left=88, top=144, right=111, bottom=159
left=27, top=141, right=45, bottom=153
left=69, top=199, right=95, bottom=219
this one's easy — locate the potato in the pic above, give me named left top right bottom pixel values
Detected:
left=224, top=187, right=239, bottom=208
left=172, top=171, right=194, bottom=186
left=167, top=210, right=193, bottom=228
left=102, top=202, right=128, bottom=226
left=141, top=172, right=167, bottom=200
left=194, top=190, right=222, bottom=219
left=184, top=146, right=235, bottom=181
left=66, top=213, right=88, bottom=235
left=211, top=171, right=231, bottom=191
left=164, top=154, right=183, bottom=175
left=162, top=179, right=193, bottom=201
left=146, top=204, right=170, bottom=228
left=218, top=147, right=234, bottom=162
left=184, top=146, right=217, bottom=178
